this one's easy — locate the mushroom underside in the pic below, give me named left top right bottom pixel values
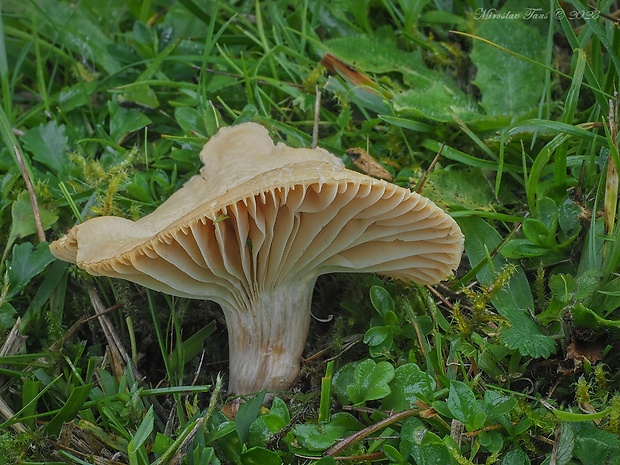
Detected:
left=49, top=123, right=464, bottom=395
left=61, top=180, right=461, bottom=393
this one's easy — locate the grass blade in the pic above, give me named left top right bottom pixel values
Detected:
left=45, top=384, right=93, bottom=435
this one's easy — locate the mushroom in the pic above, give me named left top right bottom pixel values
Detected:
left=50, top=122, right=463, bottom=395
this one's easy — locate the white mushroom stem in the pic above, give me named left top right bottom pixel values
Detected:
left=223, top=278, right=317, bottom=394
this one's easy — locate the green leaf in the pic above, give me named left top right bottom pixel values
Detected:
left=446, top=380, right=486, bottom=431
left=382, top=363, right=436, bottom=411
left=500, top=239, right=549, bottom=259
left=346, top=359, right=394, bottom=405
left=240, top=446, right=282, bottom=465
left=28, top=0, right=120, bottom=73
left=501, top=448, right=531, bottom=465
left=118, top=84, right=160, bottom=110
left=573, top=422, right=620, bottom=465
left=248, top=397, right=290, bottom=447
left=483, top=391, right=517, bottom=421
left=175, top=107, right=206, bottom=136
left=7, top=242, right=55, bottom=298
left=478, top=431, right=503, bottom=453
left=369, top=285, right=394, bottom=316
left=363, top=325, right=392, bottom=346
left=206, top=412, right=243, bottom=462
left=421, top=166, right=499, bottom=211
left=46, top=384, right=93, bottom=435
left=314, top=457, right=337, bottom=465
left=235, top=391, right=266, bottom=444
left=393, top=81, right=482, bottom=123
left=168, top=321, right=217, bottom=372
left=0, top=303, right=17, bottom=333
left=382, top=444, right=403, bottom=463
left=521, top=219, right=551, bottom=247
left=500, top=312, right=556, bottom=358
left=293, top=412, right=363, bottom=451
left=9, top=190, right=58, bottom=242
left=109, top=101, right=152, bottom=144
left=574, top=270, right=603, bottom=302
left=458, top=217, right=555, bottom=358
left=127, top=407, right=154, bottom=465
left=405, top=418, right=454, bottom=465
left=21, top=121, right=69, bottom=176
left=470, top=12, right=545, bottom=116
left=571, top=303, right=620, bottom=335
left=553, top=423, right=575, bottom=465
left=549, top=274, right=577, bottom=304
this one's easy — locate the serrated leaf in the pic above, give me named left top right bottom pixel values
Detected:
left=7, top=242, right=55, bottom=298
left=21, top=121, right=69, bottom=176
left=500, top=312, right=556, bottom=358
left=470, top=16, right=545, bottom=116
left=9, top=191, right=58, bottom=242
left=325, top=34, right=484, bottom=124
left=382, top=363, right=436, bottom=411
left=573, top=422, right=620, bottom=465
left=502, top=448, right=531, bottom=465
left=421, top=167, right=498, bottom=211
left=458, top=217, right=556, bottom=358
left=549, top=274, right=576, bottom=303
left=28, top=0, right=120, bottom=73
left=553, top=423, right=575, bottom=465
left=574, top=270, right=602, bottom=301
left=393, top=81, right=481, bottom=123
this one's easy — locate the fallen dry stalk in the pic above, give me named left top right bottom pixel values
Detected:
left=13, top=145, right=45, bottom=243
left=0, top=317, right=28, bottom=433
left=325, top=407, right=428, bottom=457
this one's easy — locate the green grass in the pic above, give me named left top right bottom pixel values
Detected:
left=1, top=0, right=620, bottom=464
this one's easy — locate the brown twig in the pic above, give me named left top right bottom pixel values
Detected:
left=325, top=407, right=424, bottom=457
left=415, top=143, right=444, bottom=194
left=0, top=319, right=29, bottom=433
left=86, top=283, right=131, bottom=379
left=13, top=145, right=45, bottom=243
left=48, top=303, right=124, bottom=352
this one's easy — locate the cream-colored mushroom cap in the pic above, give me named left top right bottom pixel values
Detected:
left=50, top=122, right=464, bottom=394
